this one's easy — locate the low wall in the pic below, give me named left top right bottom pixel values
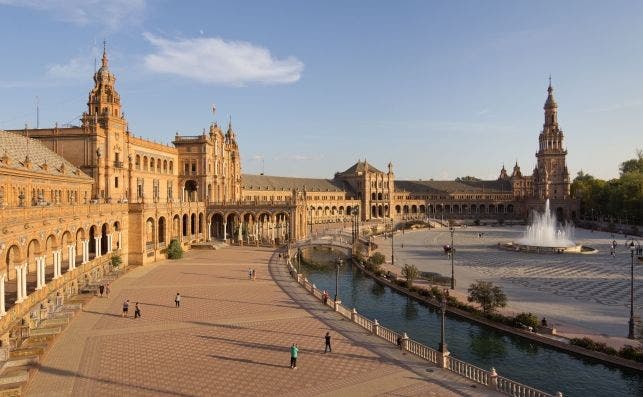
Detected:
left=0, top=254, right=114, bottom=339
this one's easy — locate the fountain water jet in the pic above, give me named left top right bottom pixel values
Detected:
left=517, top=199, right=575, bottom=248
left=501, top=199, right=596, bottom=254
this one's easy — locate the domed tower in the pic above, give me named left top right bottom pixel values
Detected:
left=80, top=42, right=128, bottom=201
left=534, top=79, right=570, bottom=201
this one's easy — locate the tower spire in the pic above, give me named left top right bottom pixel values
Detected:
left=102, top=40, right=108, bottom=67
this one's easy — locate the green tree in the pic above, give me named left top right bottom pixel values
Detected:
left=619, top=149, right=643, bottom=175
left=167, top=239, right=184, bottom=260
left=110, top=253, right=122, bottom=268
left=369, top=252, right=385, bottom=266
left=467, top=281, right=507, bottom=314
left=401, top=264, right=419, bottom=288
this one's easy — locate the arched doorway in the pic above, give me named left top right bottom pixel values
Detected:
left=182, top=214, right=189, bottom=237
left=101, top=223, right=109, bottom=255
left=211, top=213, right=224, bottom=240
left=185, top=180, right=198, bottom=202
left=158, top=217, right=167, bottom=245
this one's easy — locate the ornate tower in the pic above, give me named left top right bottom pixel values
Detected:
left=533, top=80, right=570, bottom=201
left=224, top=120, right=242, bottom=202
left=80, top=43, right=128, bottom=201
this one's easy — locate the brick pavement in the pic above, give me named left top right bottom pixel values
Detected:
left=26, top=247, right=499, bottom=396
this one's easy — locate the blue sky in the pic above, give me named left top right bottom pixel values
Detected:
left=1, top=1, right=642, bottom=180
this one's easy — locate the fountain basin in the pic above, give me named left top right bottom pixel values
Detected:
left=500, top=242, right=598, bottom=254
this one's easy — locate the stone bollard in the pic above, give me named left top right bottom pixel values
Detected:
left=334, top=300, right=342, bottom=312
left=373, top=319, right=379, bottom=336
left=296, top=273, right=301, bottom=283
left=312, top=284, right=316, bottom=295
left=489, top=367, right=498, bottom=389
left=401, top=332, right=409, bottom=351
left=351, top=308, right=357, bottom=322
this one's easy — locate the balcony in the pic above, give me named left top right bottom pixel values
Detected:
left=113, top=161, right=124, bottom=168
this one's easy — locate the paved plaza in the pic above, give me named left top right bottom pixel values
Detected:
left=26, top=246, right=499, bottom=396
left=375, top=226, right=642, bottom=344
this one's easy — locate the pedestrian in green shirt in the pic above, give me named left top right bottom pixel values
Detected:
left=290, top=343, right=299, bottom=369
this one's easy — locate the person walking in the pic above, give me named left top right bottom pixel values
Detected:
left=105, top=283, right=111, bottom=297
left=290, top=343, right=299, bottom=369
left=134, top=302, right=141, bottom=318
left=324, top=332, right=332, bottom=353
left=122, top=299, right=129, bottom=317
left=252, top=268, right=256, bottom=281
left=175, top=292, right=181, bottom=308
left=99, top=284, right=104, bottom=297
left=248, top=268, right=252, bottom=280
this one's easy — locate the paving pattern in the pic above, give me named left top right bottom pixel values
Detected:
left=380, top=226, right=642, bottom=338
left=26, top=247, right=499, bottom=396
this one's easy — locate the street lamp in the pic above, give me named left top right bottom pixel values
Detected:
left=390, top=220, right=395, bottom=267
left=439, top=290, right=448, bottom=353
left=335, top=258, right=343, bottom=301
left=351, top=206, right=360, bottom=245
left=626, top=239, right=640, bottom=339
left=450, top=226, right=455, bottom=289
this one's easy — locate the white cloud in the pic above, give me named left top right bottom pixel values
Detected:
left=0, top=0, right=146, bottom=30
left=46, top=46, right=101, bottom=80
left=142, top=33, right=304, bottom=86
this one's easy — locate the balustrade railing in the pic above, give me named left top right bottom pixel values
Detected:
left=284, top=255, right=555, bottom=397
left=448, top=357, right=490, bottom=385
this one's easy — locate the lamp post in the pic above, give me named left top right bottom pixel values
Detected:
left=351, top=206, right=360, bottom=246
left=626, top=239, right=640, bottom=339
left=439, top=290, right=448, bottom=353
left=335, top=258, right=343, bottom=301
left=390, top=220, right=395, bottom=267
left=450, top=226, right=455, bottom=290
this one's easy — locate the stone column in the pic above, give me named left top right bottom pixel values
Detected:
left=238, top=220, right=243, bottom=245
left=56, top=249, right=63, bottom=277
left=15, top=265, right=23, bottom=303
left=35, top=256, right=44, bottom=290
left=206, top=223, right=211, bottom=242
left=94, top=236, right=101, bottom=258
left=223, top=222, right=227, bottom=242
left=107, top=234, right=113, bottom=253
left=22, top=264, right=28, bottom=299
left=68, top=244, right=75, bottom=270
left=82, top=240, right=89, bottom=264
left=0, top=273, right=5, bottom=316
left=52, top=251, right=58, bottom=279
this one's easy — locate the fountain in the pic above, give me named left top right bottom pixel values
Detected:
left=503, top=199, right=596, bottom=254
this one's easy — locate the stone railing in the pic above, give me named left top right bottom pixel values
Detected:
left=0, top=202, right=126, bottom=225
left=285, top=260, right=559, bottom=397
left=0, top=254, right=112, bottom=335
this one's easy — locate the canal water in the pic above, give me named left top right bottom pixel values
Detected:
left=299, top=253, right=642, bottom=397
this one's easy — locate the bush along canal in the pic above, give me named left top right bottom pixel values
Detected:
left=297, top=253, right=642, bottom=397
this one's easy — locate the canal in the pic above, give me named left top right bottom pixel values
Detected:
left=299, top=252, right=642, bottom=397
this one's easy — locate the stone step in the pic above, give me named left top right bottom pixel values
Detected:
left=30, top=326, right=62, bottom=337
left=0, top=382, right=24, bottom=397
left=22, top=334, right=56, bottom=345
left=9, top=346, right=44, bottom=359
left=1, top=356, right=38, bottom=371
left=50, top=310, right=75, bottom=319
left=40, top=317, right=69, bottom=327
left=0, top=368, right=29, bottom=386
left=62, top=303, right=83, bottom=311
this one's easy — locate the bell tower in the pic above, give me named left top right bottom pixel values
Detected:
left=80, top=42, right=128, bottom=201
left=533, top=78, right=570, bottom=201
